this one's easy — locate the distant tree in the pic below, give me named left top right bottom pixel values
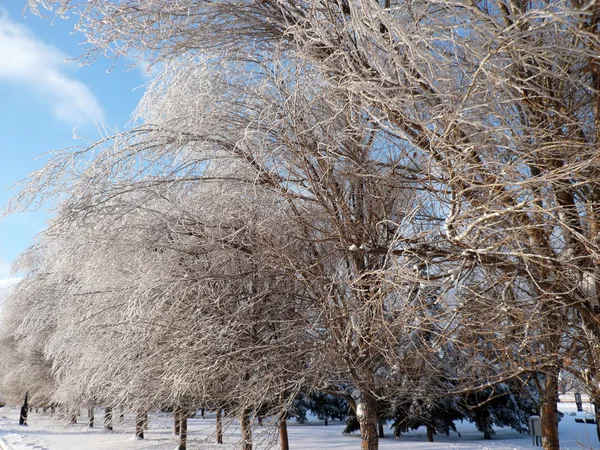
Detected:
left=308, top=392, right=348, bottom=426
left=291, top=391, right=348, bottom=425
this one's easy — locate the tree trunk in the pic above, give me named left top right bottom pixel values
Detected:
left=378, top=422, right=384, bottom=438
left=541, top=370, right=560, bottom=450
left=393, top=424, right=401, bottom=438
left=19, top=392, right=28, bottom=426
left=324, top=417, right=328, bottom=426
left=144, top=411, right=149, bottom=430
left=104, top=407, right=113, bottom=431
left=216, top=408, right=223, bottom=444
left=426, top=424, right=434, bottom=443
left=88, top=407, right=94, bottom=427
left=174, top=410, right=181, bottom=435
left=279, top=414, right=289, bottom=450
left=358, top=392, right=379, bottom=450
left=70, top=411, right=77, bottom=424
left=135, top=412, right=145, bottom=439
left=178, top=412, right=188, bottom=450
left=240, top=408, right=252, bottom=450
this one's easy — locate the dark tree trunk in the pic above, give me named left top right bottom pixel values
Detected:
left=119, top=408, right=124, bottom=423
left=483, top=430, right=492, bottom=440
left=394, top=424, right=402, bottom=438
left=358, top=393, right=379, bottom=450
left=240, top=408, right=252, bottom=450
left=19, top=392, right=28, bottom=426
left=104, top=407, right=113, bottom=431
left=50, top=404, right=55, bottom=415
left=178, top=412, right=188, bottom=450
left=174, top=410, right=181, bottom=435
left=135, top=412, right=145, bottom=439
left=200, top=408, right=205, bottom=418
left=378, top=422, right=384, bottom=438
left=70, top=411, right=77, bottom=424
left=216, top=408, right=223, bottom=444
left=88, top=407, right=94, bottom=427
left=541, top=370, right=560, bottom=450
left=426, top=424, right=434, bottom=443
left=279, top=414, right=289, bottom=450
left=324, top=418, right=328, bottom=426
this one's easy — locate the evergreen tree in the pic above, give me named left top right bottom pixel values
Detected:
left=291, top=391, right=348, bottom=425
left=307, top=392, right=347, bottom=425
left=289, top=393, right=310, bottom=424
left=390, top=395, right=464, bottom=442
left=463, top=381, right=538, bottom=439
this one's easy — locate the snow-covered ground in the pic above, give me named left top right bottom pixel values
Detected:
left=0, top=402, right=599, bottom=449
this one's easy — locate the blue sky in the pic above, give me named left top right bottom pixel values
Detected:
left=0, top=4, right=145, bottom=287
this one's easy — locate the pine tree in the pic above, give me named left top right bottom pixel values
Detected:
left=463, top=381, right=539, bottom=439
left=390, top=395, right=464, bottom=442
left=308, top=392, right=348, bottom=426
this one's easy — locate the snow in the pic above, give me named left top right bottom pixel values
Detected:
left=0, top=402, right=598, bottom=449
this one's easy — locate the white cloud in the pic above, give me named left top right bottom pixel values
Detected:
left=0, top=259, right=10, bottom=278
left=0, top=13, right=103, bottom=124
left=0, top=277, right=19, bottom=292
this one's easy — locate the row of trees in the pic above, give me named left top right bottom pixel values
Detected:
left=3, top=1, right=600, bottom=449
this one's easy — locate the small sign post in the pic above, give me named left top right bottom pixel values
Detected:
left=529, top=415, right=541, bottom=446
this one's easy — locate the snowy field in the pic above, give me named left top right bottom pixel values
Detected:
left=0, top=402, right=600, bottom=449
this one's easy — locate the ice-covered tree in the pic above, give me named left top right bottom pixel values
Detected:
left=14, top=2, right=600, bottom=449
